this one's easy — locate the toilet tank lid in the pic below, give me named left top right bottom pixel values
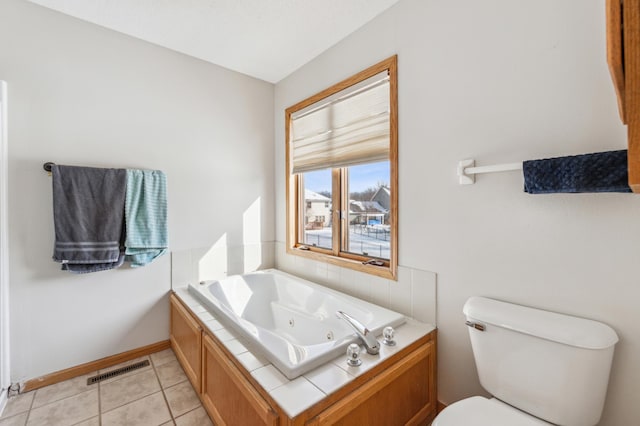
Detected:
left=463, top=297, right=618, bottom=349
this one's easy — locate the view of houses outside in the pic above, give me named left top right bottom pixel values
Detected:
left=302, top=162, right=391, bottom=259
left=301, top=169, right=332, bottom=249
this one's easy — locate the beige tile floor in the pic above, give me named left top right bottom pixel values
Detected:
left=0, top=349, right=214, bottom=426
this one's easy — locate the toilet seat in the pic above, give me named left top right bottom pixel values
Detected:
left=432, top=396, right=552, bottom=426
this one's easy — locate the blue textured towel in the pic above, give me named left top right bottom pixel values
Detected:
left=124, top=169, right=168, bottom=267
left=523, top=150, right=632, bottom=194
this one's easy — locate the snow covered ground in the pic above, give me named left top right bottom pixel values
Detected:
left=303, top=225, right=390, bottom=259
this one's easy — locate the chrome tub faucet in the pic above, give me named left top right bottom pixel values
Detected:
left=336, top=310, right=380, bottom=355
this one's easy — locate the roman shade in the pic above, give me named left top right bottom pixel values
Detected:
left=290, top=72, right=390, bottom=174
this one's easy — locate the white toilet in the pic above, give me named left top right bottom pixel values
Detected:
left=432, top=296, right=618, bottom=426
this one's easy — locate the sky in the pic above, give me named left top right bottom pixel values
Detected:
left=304, top=161, right=390, bottom=193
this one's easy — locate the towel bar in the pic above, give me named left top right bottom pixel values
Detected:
left=457, top=159, right=523, bottom=185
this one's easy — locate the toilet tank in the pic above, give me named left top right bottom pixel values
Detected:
left=463, top=297, right=618, bottom=426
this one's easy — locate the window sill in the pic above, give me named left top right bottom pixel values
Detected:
left=286, top=245, right=397, bottom=281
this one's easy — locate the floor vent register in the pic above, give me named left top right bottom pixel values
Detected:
left=86, top=359, right=151, bottom=385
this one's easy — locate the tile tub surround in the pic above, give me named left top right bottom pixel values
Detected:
left=174, top=287, right=435, bottom=418
left=0, top=349, right=213, bottom=426
left=275, top=241, right=437, bottom=325
left=170, top=242, right=276, bottom=290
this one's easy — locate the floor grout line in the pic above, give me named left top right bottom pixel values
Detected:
left=0, top=407, right=30, bottom=425
left=173, top=405, right=202, bottom=424
left=25, top=387, right=98, bottom=426
left=99, top=383, right=164, bottom=416
left=94, top=360, right=160, bottom=417
left=98, top=373, right=102, bottom=426
left=24, top=387, right=36, bottom=426
left=151, top=350, right=177, bottom=424
left=27, top=388, right=96, bottom=414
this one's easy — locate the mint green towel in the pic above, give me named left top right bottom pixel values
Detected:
left=124, top=169, right=168, bottom=267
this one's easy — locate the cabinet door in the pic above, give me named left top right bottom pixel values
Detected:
left=170, top=294, right=202, bottom=393
left=308, top=341, right=436, bottom=426
left=201, top=334, right=278, bottom=426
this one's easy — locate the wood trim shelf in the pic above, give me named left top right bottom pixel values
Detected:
left=623, top=0, right=640, bottom=192
left=607, top=0, right=640, bottom=192
left=607, top=0, right=625, bottom=124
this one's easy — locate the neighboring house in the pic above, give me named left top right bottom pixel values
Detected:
left=304, top=189, right=331, bottom=229
left=347, top=185, right=391, bottom=225
left=371, top=186, right=390, bottom=211
left=349, top=200, right=387, bottom=225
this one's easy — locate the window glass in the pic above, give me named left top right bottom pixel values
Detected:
left=301, top=169, right=332, bottom=249
left=345, top=161, right=390, bottom=259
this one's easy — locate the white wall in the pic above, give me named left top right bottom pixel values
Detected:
left=0, top=0, right=274, bottom=383
left=0, top=80, right=10, bottom=413
left=274, top=0, right=640, bottom=424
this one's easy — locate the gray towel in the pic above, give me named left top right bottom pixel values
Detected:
left=52, top=165, right=127, bottom=273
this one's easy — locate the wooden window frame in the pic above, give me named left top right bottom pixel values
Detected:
left=285, top=56, right=398, bottom=280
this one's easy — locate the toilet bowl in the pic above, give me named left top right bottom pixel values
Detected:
left=432, top=396, right=550, bottom=426
left=431, top=297, right=618, bottom=426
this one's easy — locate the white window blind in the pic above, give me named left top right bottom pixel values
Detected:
left=290, top=72, right=390, bottom=174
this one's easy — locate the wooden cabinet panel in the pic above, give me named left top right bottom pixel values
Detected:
left=308, top=341, right=436, bottom=426
left=170, top=292, right=437, bottom=425
left=202, top=334, right=278, bottom=426
left=170, top=294, right=202, bottom=393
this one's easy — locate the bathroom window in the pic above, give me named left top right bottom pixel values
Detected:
left=285, top=56, right=398, bottom=279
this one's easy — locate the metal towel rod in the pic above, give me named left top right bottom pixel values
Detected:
left=457, top=159, right=523, bottom=185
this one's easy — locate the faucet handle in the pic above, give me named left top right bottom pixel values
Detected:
left=346, top=343, right=362, bottom=366
left=382, top=326, right=396, bottom=346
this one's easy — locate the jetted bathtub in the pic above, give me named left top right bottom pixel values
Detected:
left=188, top=269, right=405, bottom=379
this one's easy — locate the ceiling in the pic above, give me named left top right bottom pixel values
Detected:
left=26, top=0, right=401, bottom=83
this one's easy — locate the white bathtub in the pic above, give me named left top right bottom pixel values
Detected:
left=188, top=269, right=405, bottom=379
